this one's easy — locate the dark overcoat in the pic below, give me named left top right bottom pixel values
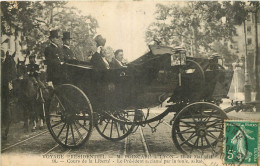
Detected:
left=44, top=43, right=64, bottom=85
left=62, top=46, right=75, bottom=61
left=110, top=58, right=124, bottom=69
left=90, top=52, right=109, bottom=70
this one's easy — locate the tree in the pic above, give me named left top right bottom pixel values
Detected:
left=146, top=2, right=238, bottom=59
left=1, top=1, right=99, bottom=61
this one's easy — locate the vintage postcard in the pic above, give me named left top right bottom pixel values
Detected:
left=1, top=1, right=260, bottom=166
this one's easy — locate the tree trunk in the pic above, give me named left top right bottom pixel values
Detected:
left=244, top=20, right=252, bottom=103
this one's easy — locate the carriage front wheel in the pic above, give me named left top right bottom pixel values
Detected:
left=96, top=110, right=137, bottom=141
left=46, top=84, right=93, bottom=148
left=172, top=102, right=228, bottom=155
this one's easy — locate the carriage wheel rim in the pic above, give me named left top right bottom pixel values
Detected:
left=95, top=110, right=136, bottom=141
left=172, top=102, right=227, bottom=155
left=46, top=84, right=93, bottom=148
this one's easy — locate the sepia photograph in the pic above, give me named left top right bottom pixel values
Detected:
left=1, top=1, right=260, bottom=166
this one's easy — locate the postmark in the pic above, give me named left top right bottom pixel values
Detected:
left=224, top=120, right=259, bottom=165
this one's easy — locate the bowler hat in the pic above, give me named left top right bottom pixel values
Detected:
left=62, top=32, right=72, bottom=40
left=94, top=35, right=106, bottom=47
left=49, top=30, right=59, bottom=38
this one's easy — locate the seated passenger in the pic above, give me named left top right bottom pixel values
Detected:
left=62, top=32, right=77, bottom=62
left=110, top=49, right=127, bottom=69
left=91, top=35, right=110, bottom=69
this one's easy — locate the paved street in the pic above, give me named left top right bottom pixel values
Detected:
left=1, top=99, right=259, bottom=166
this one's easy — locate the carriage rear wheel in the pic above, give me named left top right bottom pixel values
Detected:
left=46, top=84, right=93, bottom=148
left=172, top=102, right=227, bottom=155
left=96, top=110, right=136, bottom=141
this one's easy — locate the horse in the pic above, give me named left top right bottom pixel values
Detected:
left=1, top=51, right=17, bottom=140
left=14, top=58, right=51, bottom=132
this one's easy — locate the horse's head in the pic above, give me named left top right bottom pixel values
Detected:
left=2, top=51, right=17, bottom=83
left=17, top=59, right=27, bottom=78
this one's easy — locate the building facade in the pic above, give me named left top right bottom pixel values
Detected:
left=229, top=10, right=260, bottom=92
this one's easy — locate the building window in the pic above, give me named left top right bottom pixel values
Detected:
left=247, top=38, right=252, bottom=45
left=247, top=26, right=251, bottom=34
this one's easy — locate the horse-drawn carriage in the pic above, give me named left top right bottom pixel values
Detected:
left=45, top=44, right=235, bottom=154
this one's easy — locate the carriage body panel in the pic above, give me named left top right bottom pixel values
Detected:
left=55, top=45, right=233, bottom=111
left=62, top=55, right=179, bottom=111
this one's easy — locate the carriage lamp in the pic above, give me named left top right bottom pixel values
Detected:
left=171, top=47, right=186, bottom=66
left=209, top=53, right=224, bottom=67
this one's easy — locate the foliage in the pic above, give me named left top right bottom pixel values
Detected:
left=145, top=1, right=244, bottom=61
left=1, top=1, right=99, bottom=61
left=211, top=42, right=237, bottom=64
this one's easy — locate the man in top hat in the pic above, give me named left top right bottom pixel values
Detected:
left=44, top=29, right=64, bottom=86
left=62, top=32, right=76, bottom=62
left=91, top=35, right=110, bottom=70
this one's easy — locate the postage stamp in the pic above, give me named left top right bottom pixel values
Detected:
left=224, top=120, right=259, bottom=165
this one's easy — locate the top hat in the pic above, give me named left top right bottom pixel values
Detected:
left=94, top=35, right=106, bottom=47
left=49, top=30, right=59, bottom=38
left=62, top=32, right=72, bottom=40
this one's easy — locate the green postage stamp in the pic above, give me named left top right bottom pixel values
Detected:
left=224, top=120, right=259, bottom=165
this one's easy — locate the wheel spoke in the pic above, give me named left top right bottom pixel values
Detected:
left=51, top=120, right=63, bottom=128
left=176, top=130, right=196, bottom=134
left=206, top=130, right=222, bottom=132
left=57, top=123, right=66, bottom=139
left=206, top=120, right=223, bottom=129
left=176, top=127, right=194, bottom=134
left=76, top=120, right=89, bottom=132
left=179, top=120, right=196, bottom=128
left=110, top=120, right=114, bottom=138
left=206, top=132, right=218, bottom=140
left=204, top=136, right=216, bottom=154
left=210, top=126, right=223, bottom=130
left=65, top=124, right=69, bottom=145
left=54, top=94, right=66, bottom=112
left=190, top=136, right=199, bottom=153
left=202, top=109, right=216, bottom=122
left=73, top=122, right=83, bottom=140
left=102, top=119, right=110, bottom=133
left=114, top=122, right=120, bottom=137
left=71, top=124, right=76, bottom=145
left=180, top=133, right=196, bottom=146
left=189, top=110, right=197, bottom=123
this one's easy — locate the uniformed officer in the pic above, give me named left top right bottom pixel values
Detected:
left=62, top=32, right=76, bottom=62
left=26, top=55, right=45, bottom=88
left=44, top=30, right=64, bottom=86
